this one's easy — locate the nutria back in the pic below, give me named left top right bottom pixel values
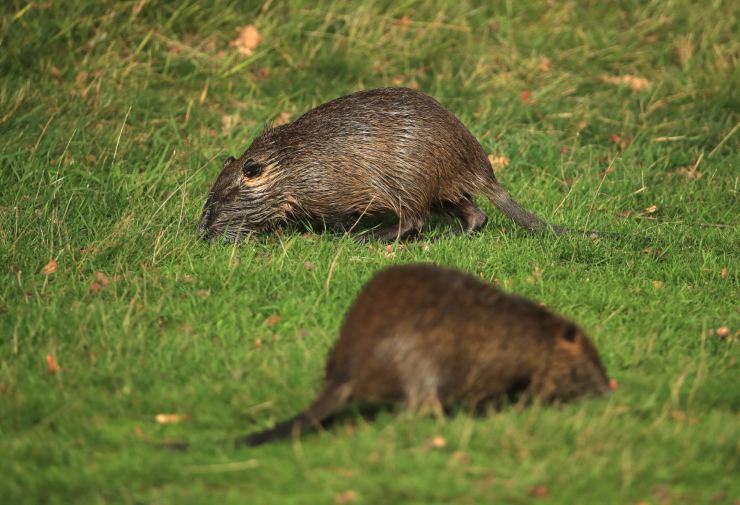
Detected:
left=237, top=264, right=611, bottom=446
left=199, top=87, right=566, bottom=242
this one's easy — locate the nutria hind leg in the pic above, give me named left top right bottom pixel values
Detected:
left=439, top=198, right=488, bottom=234
left=356, top=215, right=425, bottom=243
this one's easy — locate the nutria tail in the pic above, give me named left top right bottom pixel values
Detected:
left=481, top=179, right=567, bottom=235
left=235, top=382, right=352, bottom=447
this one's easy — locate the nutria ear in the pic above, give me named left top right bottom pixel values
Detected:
left=242, top=159, right=263, bottom=178
left=223, top=156, right=236, bottom=168
left=563, top=324, right=578, bottom=342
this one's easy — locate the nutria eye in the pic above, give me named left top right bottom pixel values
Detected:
left=563, top=324, right=577, bottom=342
left=223, top=156, right=236, bottom=168
left=242, top=159, right=263, bottom=178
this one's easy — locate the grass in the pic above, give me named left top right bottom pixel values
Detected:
left=1, top=0, right=738, bottom=503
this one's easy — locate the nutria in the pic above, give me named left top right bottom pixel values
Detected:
left=198, top=87, right=572, bottom=242
left=236, top=263, right=611, bottom=447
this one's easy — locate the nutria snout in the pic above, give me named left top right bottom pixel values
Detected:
left=237, top=264, right=611, bottom=447
left=199, top=87, right=573, bottom=242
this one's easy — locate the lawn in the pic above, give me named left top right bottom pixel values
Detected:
left=1, top=1, right=738, bottom=503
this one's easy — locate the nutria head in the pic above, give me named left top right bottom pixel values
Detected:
left=535, top=322, right=612, bottom=402
left=197, top=154, right=286, bottom=241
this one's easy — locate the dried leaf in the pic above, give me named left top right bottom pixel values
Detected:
left=46, top=354, right=61, bottom=373
left=716, top=326, right=730, bottom=338
left=529, top=485, right=549, bottom=498
left=539, top=57, right=551, bottom=72
left=274, top=111, right=291, bottom=126
left=720, top=268, right=728, bottom=279
left=42, top=259, right=58, bottom=274
left=50, top=66, right=60, bottom=78
left=652, top=280, right=664, bottom=289
left=644, top=205, right=658, bottom=214
left=609, top=378, right=618, bottom=391
left=519, top=90, right=533, bottom=104
left=221, top=114, right=239, bottom=135
left=90, top=281, right=103, bottom=294
left=397, top=15, right=411, bottom=28
left=265, top=314, right=282, bottom=327
left=303, top=261, right=314, bottom=271
left=95, top=271, right=110, bottom=287
left=449, top=451, right=470, bottom=464
left=426, top=435, right=447, bottom=449
left=610, top=133, right=630, bottom=149
left=75, top=71, right=89, bottom=85
left=155, top=413, right=189, bottom=424
left=254, top=338, right=262, bottom=348
left=669, top=166, right=702, bottom=180
left=488, top=154, right=510, bottom=171
left=601, top=74, right=650, bottom=92
left=334, top=491, right=358, bottom=504
left=230, top=25, right=262, bottom=56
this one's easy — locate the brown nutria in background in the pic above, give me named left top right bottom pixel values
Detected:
left=236, top=263, right=612, bottom=447
left=198, top=87, right=573, bottom=242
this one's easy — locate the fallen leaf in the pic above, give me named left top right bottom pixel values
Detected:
left=720, top=268, right=728, bottom=279
left=274, top=111, right=291, bottom=126
left=716, top=326, right=730, bottom=338
left=527, top=266, right=543, bottom=284
left=95, top=271, right=110, bottom=287
left=42, top=259, right=58, bottom=274
left=539, top=57, right=551, bottom=72
left=652, top=280, right=664, bottom=289
left=609, top=378, right=618, bottom=391
left=75, top=71, right=89, bottom=85
left=221, top=114, right=239, bottom=135
left=601, top=74, right=650, bottom=92
left=46, top=354, right=61, bottom=373
left=519, top=90, right=533, bottom=104
left=257, top=66, right=271, bottom=78
left=254, top=338, right=262, bottom=348
left=449, top=451, right=470, bottom=464
left=669, top=166, right=702, bottom=180
left=134, top=425, right=145, bottom=438
left=488, top=154, right=510, bottom=171
left=90, top=281, right=103, bottom=294
left=610, top=133, right=630, bottom=149
left=230, top=25, right=262, bottom=56
left=397, top=15, right=411, bottom=28
left=671, top=410, right=687, bottom=422
left=529, top=485, right=549, bottom=498
left=50, top=66, right=60, bottom=78
left=303, top=261, right=314, bottom=271
left=426, top=435, right=447, bottom=449
left=334, top=490, right=358, bottom=504
left=644, top=205, right=658, bottom=214
left=265, top=314, right=282, bottom=327
left=155, top=413, right=189, bottom=424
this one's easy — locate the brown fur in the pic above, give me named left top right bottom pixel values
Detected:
left=198, top=87, right=569, bottom=242
left=236, top=264, right=611, bottom=447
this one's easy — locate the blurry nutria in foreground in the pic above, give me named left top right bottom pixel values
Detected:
left=237, top=264, right=612, bottom=447
left=199, top=87, right=576, bottom=242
